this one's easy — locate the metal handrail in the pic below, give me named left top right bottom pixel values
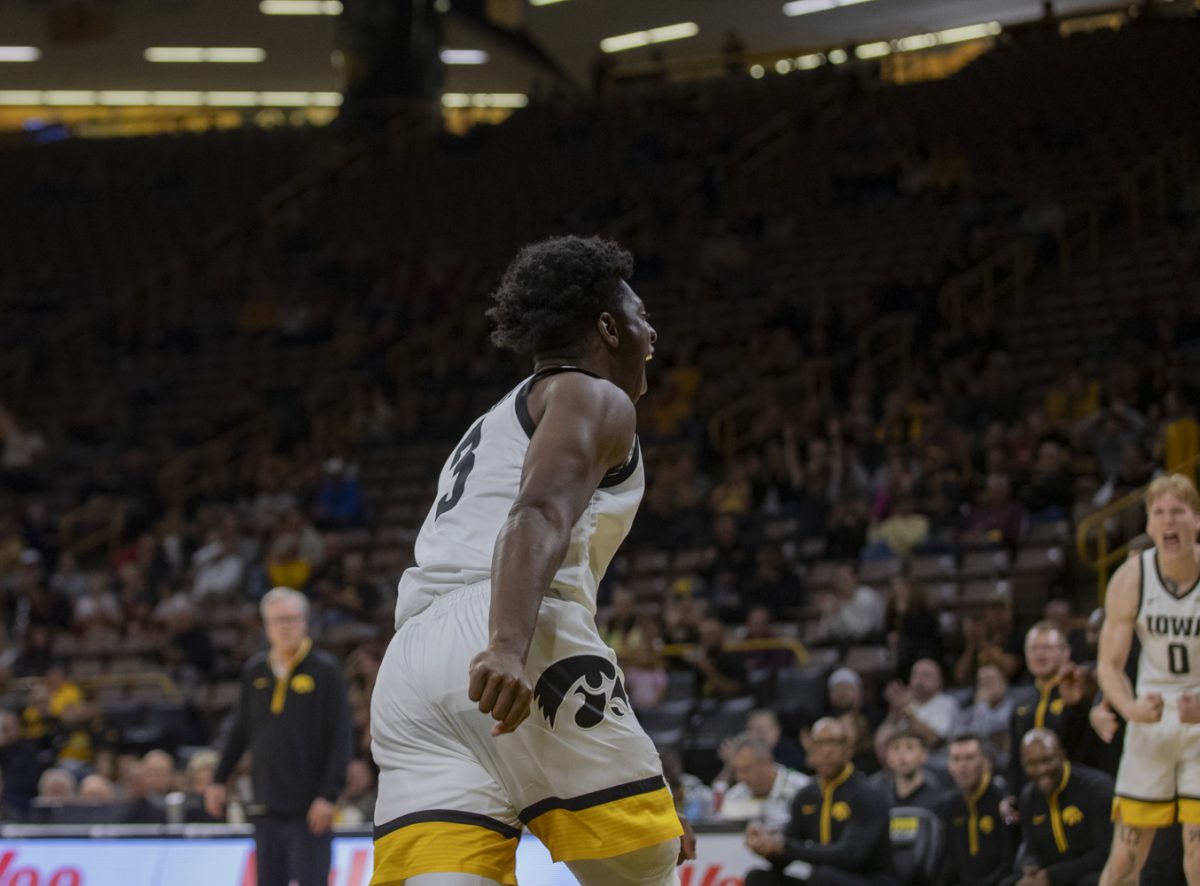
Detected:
left=157, top=412, right=279, bottom=505
left=661, top=637, right=810, bottom=667
left=939, top=239, right=1036, bottom=337
left=8, top=671, right=181, bottom=703
left=58, top=497, right=127, bottom=559
left=1121, top=134, right=1196, bottom=240
left=707, top=359, right=833, bottom=463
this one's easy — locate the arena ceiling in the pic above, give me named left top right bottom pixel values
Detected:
left=0, top=0, right=1133, bottom=100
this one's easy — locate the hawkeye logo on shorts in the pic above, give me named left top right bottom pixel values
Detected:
left=534, top=655, right=630, bottom=729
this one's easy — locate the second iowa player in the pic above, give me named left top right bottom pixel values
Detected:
left=1097, top=473, right=1200, bottom=885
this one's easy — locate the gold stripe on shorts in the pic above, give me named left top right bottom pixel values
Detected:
left=520, top=775, right=683, bottom=862
left=1179, top=797, right=1200, bottom=825
left=371, top=810, right=521, bottom=885
left=1112, top=795, right=1177, bottom=828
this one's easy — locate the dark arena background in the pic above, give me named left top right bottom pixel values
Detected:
left=1, top=0, right=1199, bottom=884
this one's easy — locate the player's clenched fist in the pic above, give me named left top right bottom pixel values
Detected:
left=1126, top=692, right=1164, bottom=723
left=1179, top=692, right=1200, bottom=723
left=469, top=647, right=533, bottom=737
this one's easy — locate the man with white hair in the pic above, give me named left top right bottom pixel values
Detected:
left=205, top=587, right=351, bottom=886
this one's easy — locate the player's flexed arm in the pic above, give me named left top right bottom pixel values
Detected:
left=1097, top=559, right=1163, bottom=725
left=468, top=374, right=636, bottom=736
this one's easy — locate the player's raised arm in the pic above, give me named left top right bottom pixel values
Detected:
left=1097, top=557, right=1163, bottom=724
left=469, top=373, right=636, bottom=736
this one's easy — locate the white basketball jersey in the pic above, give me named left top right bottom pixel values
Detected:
left=1135, top=547, right=1200, bottom=697
left=393, top=367, right=644, bottom=629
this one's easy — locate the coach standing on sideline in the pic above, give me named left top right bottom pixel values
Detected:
left=205, top=587, right=352, bottom=886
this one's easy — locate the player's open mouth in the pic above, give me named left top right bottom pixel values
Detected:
left=1164, top=531, right=1180, bottom=548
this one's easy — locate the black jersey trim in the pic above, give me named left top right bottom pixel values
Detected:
left=514, top=365, right=604, bottom=440
left=517, top=774, right=667, bottom=823
left=1138, top=550, right=1145, bottom=618
left=599, top=439, right=641, bottom=489
left=374, top=809, right=522, bottom=841
left=1153, top=549, right=1200, bottom=601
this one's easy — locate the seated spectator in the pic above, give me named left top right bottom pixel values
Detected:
left=142, top=749, right=176, bottom=800
left=741, top=605, right=796, bottom=673
left=622, top=618, right=668, bottom=711
left=953, top=664, right=1015, bottom=769
left=869, top=727, right=945, bottom=812
left=954, top=591, right=1024, bottom=685
left=959, top=473, right=1023, bottom=549
left=315, top=551, right=379, bottom=626
left=336, top=759, right=377, bottom=825
left=0, top=766, right=22, bottom=821
left=883, top=658, right=960, bottom=750
left=37, top=767, right=76, bottom=802
left=823, top=668, right=883, bottom=774
left=265, top=508, right=324, bottom=591
left=747, top=708, right=807, bottom=773
left=0, top=709, right=40, bottom=811
left=1041, top=598, right=1089, bottom=666
left=1005, top=729, right=1111, bottom=886
left=78, top=773, right=117, bottom=803
left=883, top=575, right=943, bottom=677
left=716, top=734, right=810, bottom=829
left=1019, top=440, right=1074, bottom=523
left=72, top=574, right=120, bottom=635
left=599, top=587, right=642, bottom=660
left=688, top=616, right=747, bottom=699
left=864, top=494, right=930, bottom=559
left=184, top=750, right=222, bottom=822
left=806, top=563, right=885, bottom=647
left=744, top=717, right=894, bottom=885
left=939, top=733, right=1017, bottom=886
left=191, top=527, right=246, bottom=600
left=1007, top=622, right=1093, bottom=798
left=313, top=457, right=365, bottom=528
left=159, top=604, right=216, bottom=681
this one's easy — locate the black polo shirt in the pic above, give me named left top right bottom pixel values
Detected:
left=1017, top=762, right=1113, bottom=886
left=214, top=639, right=352, bottom=817
left=1007, top=678, right=1090, bottom=794
left=939, top=772, right=1017, bottom=886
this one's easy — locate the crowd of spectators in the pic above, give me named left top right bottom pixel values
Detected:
left=0, top=14, right=1199, bottom=885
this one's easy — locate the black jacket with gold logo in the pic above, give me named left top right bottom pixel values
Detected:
left=214, top=640, right=352, bottom=817
left=1016, top=763, right=1113, bottom=886
left=1007, top=679, right=1089, bottom=794
left=938, top=772, right=1017, bottom=886
left=775, top=765, right=894, bottom=880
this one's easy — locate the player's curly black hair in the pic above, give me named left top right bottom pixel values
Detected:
left=487, top=235, right=634, bottom=354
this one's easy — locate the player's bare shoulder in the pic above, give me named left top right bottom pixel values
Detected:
left=533, top=372, right=637, bottom=459
left=1104, top=554, right=1142, bottom=620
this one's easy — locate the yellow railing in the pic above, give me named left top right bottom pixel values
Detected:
left=1077, top=452, right=1200, bottom=603
left=1057, top=203, right=1100, bottom=285
left=661, top=638, right=809, bottom=667
left=858, top=312, right=914, bottom=381
left=939, top=239, right=1036, bottom=337
left=708, top=359, right=833, bottom=463
left=157, top=412, right=279, bottom=506
left=10, top=671, right=180, bottom=703
left=1121, top=134, right=1196, bottom=240
left=58, top=497, right=127, bottom=559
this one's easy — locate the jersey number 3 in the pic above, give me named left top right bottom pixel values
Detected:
left=436, top=420, right=484, bottom=520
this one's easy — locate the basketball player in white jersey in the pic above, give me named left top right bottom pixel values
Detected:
left=369, top=236, right=690, bottom=886
left=1097, top=473, right=1200, bottom=885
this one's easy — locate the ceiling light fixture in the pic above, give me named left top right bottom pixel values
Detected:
left=145, top=47, right=266, bottom=63
left=854, top=41, right=891, bottom=59
left=600, top=21, right=699, bottom=53
left=783, top=0, right=873, bottom=17
left=0, top=46, right=41, bottom=62
left=259, top=0, right=342, bottom=14
left=441, top=93, right=528, bottom=108
left=440, top=49, right=490, bottom=65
